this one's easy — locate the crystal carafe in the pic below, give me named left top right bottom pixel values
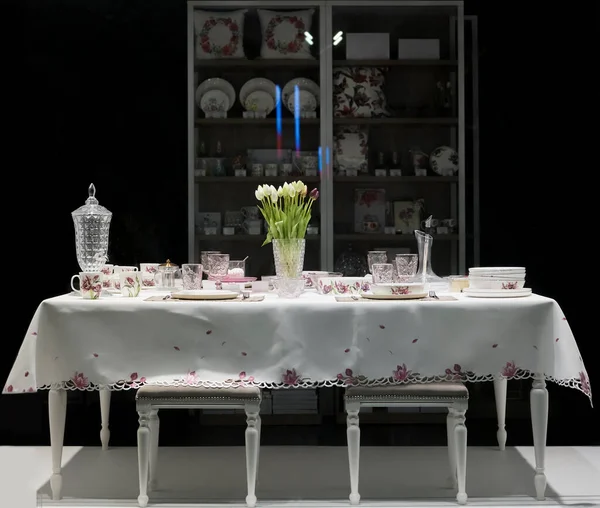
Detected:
left=414, top=229, right=448, bottom=292
left=72, top=183, right=112, bottom=272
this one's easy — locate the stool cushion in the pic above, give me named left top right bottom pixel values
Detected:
left=136, top=385, right=261, bottom=402
left=345, top=382, right=468, bottom=401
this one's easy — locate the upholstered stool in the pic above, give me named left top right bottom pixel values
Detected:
left=345, top=383, right=469, bottom=505
left=135, top=385, right=262, bottom=508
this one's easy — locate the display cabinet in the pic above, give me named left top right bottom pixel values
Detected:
left=188, top=0, right=476, bottom=278
left=187, top=0, right=479, bottom=422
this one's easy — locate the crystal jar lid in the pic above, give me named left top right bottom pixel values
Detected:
left=160, top=259, right=178, bottom=268
left=72, top=183, right=112, bottom=218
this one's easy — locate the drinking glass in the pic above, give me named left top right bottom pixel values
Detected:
left=228, top=260, right=246, bottom=277
left=207, top=253, right=230, bottom=282
left=182, top=263, right=203, bottom=290
left=201, top=251, right=220, bottom=275
left=272, top=277, right=305, bottom=299
left=372, top=263, right=394, bottom=284
left=395, top=253, right=418, bottom=280
left=367, top=251, right=387, bottom=274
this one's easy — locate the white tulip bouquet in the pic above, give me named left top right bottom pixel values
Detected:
left=255, top=181, right=319, bottom=247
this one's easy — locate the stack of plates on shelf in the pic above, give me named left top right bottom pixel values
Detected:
left=464, top=267, right=531, bottom=298
left=195, top=78, right=235, bottom=117
left=282, top=78, right=320, bottom=116
left=240, top=78, right=278, bottom=116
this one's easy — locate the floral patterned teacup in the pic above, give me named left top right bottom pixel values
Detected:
left=101, top=264, right=114, bottom=276
left=119, top=271, right=142, bottom=297
left=71, top=272, right=103, bottom=299
left=140, top=263, right=160, bottom=287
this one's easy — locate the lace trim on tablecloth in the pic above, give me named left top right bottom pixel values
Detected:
left=37, top=370, right=592, bottom=405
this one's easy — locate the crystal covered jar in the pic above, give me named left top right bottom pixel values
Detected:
left=72, top=183, right=112, bottom=272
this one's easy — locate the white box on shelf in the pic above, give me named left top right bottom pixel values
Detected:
left=265, top=168, right=278, bottom=177
left=375, top=169, right=387, bottom=177
left=345, top=169, right=358, bottom=177
left=415, top=168, right=427, bottom=177
left=347, top=33, right=390, bottom=60
left=234, top=169, right=247, bottom=177
left=305, top=169, right=317, bottom=177
left=397, top=39, right=440, bottom=59
left=194, top=169, right=206, bottom=177
left=389, top=169, right=402, bottom=177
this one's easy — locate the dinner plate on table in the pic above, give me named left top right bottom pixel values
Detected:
left=463, top=288, right=532, bottom=298
left=361, top=292, right=428, bottom=300
left=171, top=290, right=239, bottom=301
left=220, top=276, right=257, bottom=283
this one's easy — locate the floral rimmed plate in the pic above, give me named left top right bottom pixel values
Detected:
left=361, top=292, right=428, bottom=300
left=195, top=78, right=235, bottom=111
left=239, top=78, right=278, bottom=114
left=171, top=290, right=239, bottom=300
left=282, top=78, right=320, bottom=114
left=430, top=146, right=458, bottom=176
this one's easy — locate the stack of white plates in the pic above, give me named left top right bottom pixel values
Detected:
left=465, top=267, right=531, bottom=298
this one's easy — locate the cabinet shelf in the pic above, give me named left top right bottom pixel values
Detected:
left=196, top=234, right=321, bottom=241
left=196, top=176, right=320, bottom=184
left=335, top=234, right=458, bottom=242
left=334, top=176, right=457, bottom=183
left=195, top=59, right=319, bottom=69
left=333, top=117, right=457, bottom=125
left=195, top=118, right=320, bottom=126
left=334, top=59, right=457, bottom=67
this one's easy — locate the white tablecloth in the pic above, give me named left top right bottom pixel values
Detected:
left=3, top=291, right=592, bottom=403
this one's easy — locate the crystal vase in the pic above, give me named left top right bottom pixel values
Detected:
left=414, top=229, right=448, bottom=291
left=273, top=239, right=306, bottom=278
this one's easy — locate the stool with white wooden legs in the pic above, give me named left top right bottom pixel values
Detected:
left=344, top=383, right=469, bottom=505
left=135, top=385, right=262, bottom=508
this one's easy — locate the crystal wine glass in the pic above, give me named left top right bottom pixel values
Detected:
left=207, top=253, right=229, bottom=287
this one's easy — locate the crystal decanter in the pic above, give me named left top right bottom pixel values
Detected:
left=72, top=183, right=112, bottom=272
left=415, top=228, right=449, bottom=292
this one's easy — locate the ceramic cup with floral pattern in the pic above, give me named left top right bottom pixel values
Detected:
left=71, top=272, right=103, bottom=300
left=140, top=263, right=159, bottom=288
left=101, top=265, right=114, bottom=288
left=119, top=271, right=142, bottom=297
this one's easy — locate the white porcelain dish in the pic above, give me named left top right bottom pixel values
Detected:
left=468, top=278, right=525, bottom=290
left=239, top=78, right=278, bottom=113
left=430, top=145, right=458, bottom=176
left=315, top=276, right=370, bottom=295
left=195, top=78, right=235, bottom=111
left=362, top=292, right=428, bottom=300
left=371, top=282, right=426, bottom=296
left=282, top=78, right=320, bottom=114
left=171, top=290, right=238, bottom=300
left=469, top=267, right=526, bottom=274
left=463, top=288, right=532, bottom=298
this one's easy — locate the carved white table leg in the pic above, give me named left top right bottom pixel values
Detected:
left=148, top=410, right=159, bottom=491
left=255, top=415, right=262, bottom=488
left=99, top=387, right=111, bottom=451
left=530, top=373, right=548, bottom=501
left=244, top=402, right=260, bottom=508
left=446, top=409, right=458, bottom=488
left=493, top=377, right=507, bottom=450
left=453, top=408, right=468, bottom=505
left=346, top=402, right=361, bottom=506
left=49, top=389, right=67, bottom=501
left=137, top=409, right=151, bottom=508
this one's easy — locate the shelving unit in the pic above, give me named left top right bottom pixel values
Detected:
left=187, top=1, right=479, bottom=422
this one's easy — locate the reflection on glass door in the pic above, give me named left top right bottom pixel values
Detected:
left=188, top=2, right=326, bottom=275
left=327, top=2, right=466, bottom=277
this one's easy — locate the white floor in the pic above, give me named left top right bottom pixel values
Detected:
left=0, top=446, right=599, bottom=508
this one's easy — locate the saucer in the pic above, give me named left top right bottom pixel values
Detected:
left=463, top=288, right=532, bottom=298
left=171, top=290, right=239, bottom=300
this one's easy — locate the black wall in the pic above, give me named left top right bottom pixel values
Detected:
left=2, top=0, right=596, bottom=445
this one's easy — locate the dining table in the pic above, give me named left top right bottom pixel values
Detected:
left=3, top=288, right=592, bottom=502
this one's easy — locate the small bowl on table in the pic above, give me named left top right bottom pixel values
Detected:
left=468, top=276, right=525, bottom=290
left=315, top=276, right=370, bottom=295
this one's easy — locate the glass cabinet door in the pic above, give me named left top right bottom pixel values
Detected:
left=188, top=2, right=326, bottom=276
left=326, top=2, right=466, bottom=276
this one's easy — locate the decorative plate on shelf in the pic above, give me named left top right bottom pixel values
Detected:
left=200, top=90, right=230, bottom=114
left=429, top=146, right=458, bottom=175
left=282, top=78, right=320, bottom=114
left=195, top=78, right=235, bottom=111
left=240, top=78, right=278, bottom=114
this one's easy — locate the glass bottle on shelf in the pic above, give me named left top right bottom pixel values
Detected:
left=197, top=140, right=207, bottom=158
left=374, top=151, right=387, bottom=176
left=389, top=151, right=402, bottom=176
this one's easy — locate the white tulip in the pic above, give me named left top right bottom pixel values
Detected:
left=277, top=185, right=284, bottom=197
left=255, top=186, right=265, bottom=201
left=288, top=184, right=297, bottom=198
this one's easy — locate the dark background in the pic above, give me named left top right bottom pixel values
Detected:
left=1, top=0, right=596, bottom=446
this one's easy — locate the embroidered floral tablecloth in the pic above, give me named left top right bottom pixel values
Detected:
left=3, top=291, right=592, bottom=404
